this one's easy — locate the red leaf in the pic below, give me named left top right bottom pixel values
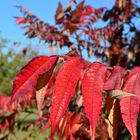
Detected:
left=55, top=2, right=63, bottom=24
left=0, top=94, right=11, bottom=112
left=103, top=66, right=125, bottom=90
left=82, top=62, right=107, bottom=140
left=11, top=56, right=58, bottom=104
left=50, top=57, right=83, bottom=139
left=120, top=67, right=140, bottom=140
left=15, top=16, right=28, bottom=24
left=128, top=67, right=140, bottom=100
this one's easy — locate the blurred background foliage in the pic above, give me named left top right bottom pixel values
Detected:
left=0, top=33, right=45, bottom=140
left=0, top=33, right=38, bottom=95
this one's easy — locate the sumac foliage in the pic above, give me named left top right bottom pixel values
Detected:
left=15, top=0, right=140, bottom=67
left=0, top=55, right=140, bottom=139
left=1, top=0, right=140, bottom=140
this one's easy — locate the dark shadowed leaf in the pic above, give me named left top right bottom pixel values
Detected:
left=104, top=66, right=126, bottom=90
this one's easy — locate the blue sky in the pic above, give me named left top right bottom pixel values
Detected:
left=0, top=0, right=115, bottom=57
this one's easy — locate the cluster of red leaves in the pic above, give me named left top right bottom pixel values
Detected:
left=14, top=6, right=71, bottom=47
left=14, top=1, right=112, bottom=53
left=55, top=1, right=104, bottom=32
left=0, top=55, right=140, bottom=139
left=15, top=0, right=140, bottom=67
